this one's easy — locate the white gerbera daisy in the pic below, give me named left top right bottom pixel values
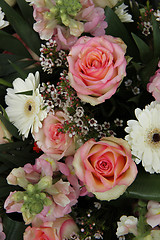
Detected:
left=125, top=101, right=160, bottom=173
left=115, top=3, right=134, bottom=23
left=5, top=72, right=47, bottom=138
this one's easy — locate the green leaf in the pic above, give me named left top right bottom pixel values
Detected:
left=125, top=169, right=160, bottom=201
left=16, top=0, right=35, bottom=26
left=0, top=113, right=21, bottom=139
left=3, top=214, right=26, bottom=240
left=140, top=58, right=159, bottom=86
left=131, top=33, right=153, bottom=63
left=104, top=6, right=138, bottom=59
left=0, top=30, right=32, bottom=58
left=0, top=0, right=41, bottom=56
left=8, top=61, right=28, bottom=80
left=16, top=90, right=33, bottom=96
left=0, top=78, right=12, bottom=87
left=0, top=141, right=29, bottom=152
left=152, top=14, right=160, bottom=57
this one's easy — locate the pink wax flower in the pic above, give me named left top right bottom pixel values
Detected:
left=67, top=35, right=127, bottom=105
left=24, top=215, right=79, bottom=240
left=147, top=61, right=160, bottom=101
left=33, top=111, right=76, bottom=160
left=72, top=136, right=138, bottom=201
left=146, top=201, right=160, bottom=228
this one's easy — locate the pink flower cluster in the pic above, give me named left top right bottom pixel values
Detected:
left=4, top=154, right=80, bottom=225
left=29, top=0, right=107, bottom=50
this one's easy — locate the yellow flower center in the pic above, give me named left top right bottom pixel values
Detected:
left=147, top=128, right=160, bottom=148
left=24, top=98, right=36, bottom=117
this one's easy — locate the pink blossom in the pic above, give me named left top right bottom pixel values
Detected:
left=4, top=191, right=23, bottom=213
left=34, top=154, right=59, bottom=177
left=146, top=201, right=160, bottom=228
left=147, top=62, right=160, bottom=101
left=33, top=111, right=76, bottom=160
left=58, top=156, right=90, bottom=196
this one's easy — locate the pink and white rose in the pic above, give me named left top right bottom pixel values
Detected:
left=73, top=136, right=137, bottom=201
left=67, top=35, right=127, bottom=105
left=147, top=62, right=160, bottom=101
left=33, top=111, right=76, bottom=160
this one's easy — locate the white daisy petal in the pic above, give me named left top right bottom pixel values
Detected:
left=125, top=101, right=160, bottom=174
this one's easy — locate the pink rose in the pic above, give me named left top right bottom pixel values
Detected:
left=67, top=35, right=127, bottom=105
left=72, top=136, right=137, bottom=201
left=33, top=111, right=76, bottom=160
left=147, top=62, right=160, bottom=101
left=24, top=215, right=79, bottom=240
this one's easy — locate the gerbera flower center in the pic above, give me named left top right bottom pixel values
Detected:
left=147, top=128, right=160, bottom=147
left=24, top=98, right=36, bottom=117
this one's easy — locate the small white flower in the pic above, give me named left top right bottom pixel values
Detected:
left=115, top=3, right=134, bottom=23
left=125, top=101, right=160, bottom=173
left=5, top=72, right=47, bottom=138
left=154, top=10, right=160, bottom=22
left=116, top=215, right=138, bottom=237
left=0, top=7, right=9, bottom=29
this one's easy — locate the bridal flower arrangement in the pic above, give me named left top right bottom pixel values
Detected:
left=1, top=0, right=160, bottom=239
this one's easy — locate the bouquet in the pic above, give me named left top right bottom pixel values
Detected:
left=0, top=0, right=160, bottom=239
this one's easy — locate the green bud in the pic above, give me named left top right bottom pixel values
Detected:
left=50, top=6, right=59, bottom=15
left=44, top=197, right=52, bottom=206
left=37, top=176, right=52, bottom=191
left=27, top=184, right=35, bottom=194
left=30, top=201, right=43, bottom=214
left=13, top=191, right=24, bottom=202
